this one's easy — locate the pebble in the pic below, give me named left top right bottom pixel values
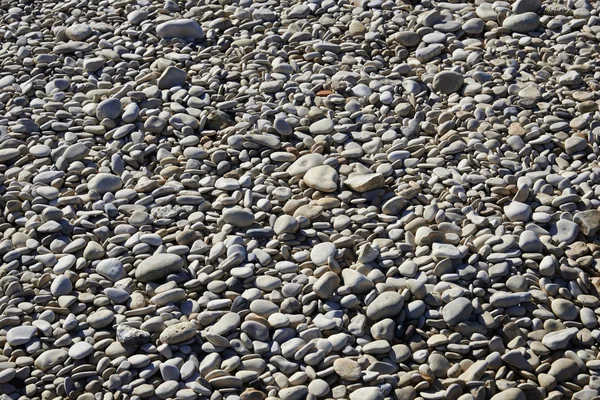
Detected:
left=1, top=0, right=600, bottom=399
left=135, top=254, right=184, bottom=282
left=156, top=19, right=205, bottom=41
left=159, top=322, right=197, bottom=344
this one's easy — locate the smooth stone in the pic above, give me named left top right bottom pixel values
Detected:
left=333, top=358, right=362, bottom=381
left=490, top=388, right=525, bottom=400
left=310, top=242, right=337, bottom=266
left=504, top=201, right=532, bottom=222
left=349, top=387, right=385, bottom=400
left=158, top=66, right=188, bottom=89
left=96, top=98, right=122, bottom=120
left=135, top=254, right=184, bottom=282
left=88, top=173, right=123, bottom=194
left=68, top=341, right=93, bottom=360
left=310, top=119, right=334, bottom=135
left=341, top=269, right=374, bottom=294
left=303, top=165, right=338, bottom=193
left=6, top=326, right=38, bottom=346
left=548, top=358, right=579, bottom=382
left=96, top=258, right=126, bottom=282
left=344, top=173, right=385, bottom=192
left=502, top=12, right=540, bottom=33
left=222, top=207, right=255, bottom=227
left=287, top=154, right=326, bottom=177
left=443, top=297, right=473, bottom=325
left=156, top=19, right=205, bottom=41
left=117, top=324, right=151, bottom=346
left=432, top=71, right=464, bottom=94
left=50, top=275, right=72, bottom=296
left=34, top=349, right=68, bottom=371
left=313, top=272, right=340, bottom=299
left=574, top=210, right=600, bottom=236
left=159, top=322, right=197, bottom=344
left=367, top=292, right=404, bottom=320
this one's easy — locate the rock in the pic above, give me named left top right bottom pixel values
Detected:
left=333, top=358, right=362, bottom=381
left=490, top=388, right=526, bottom=400
left=35, top=349, right=68, bottom=371
left=65, top=24, right=93, bottom=41
left=50, top=275, right=72, bottom=296
left=349, top=387, right=385, bottom=400
left=575, top=210, right=600, bottom=236
left=68, top=342, right=93, bottom=360
left=443, top=297, right=473, bottom=325
left=366, top=292, right=404, bottom=320
left=432, top=71, right=464, bottom=94
left=342, top=269, right=374, bottom=294
left=548, top=358, right=579, bottom=382
left=96, top=98, right=122, bottom=120
left=6, top=326, right=38, bottom=346
left=222, top=207, right=255, bottom=227
left=313, top=271, right=340, bottom=298
left=156, top=19, right=205, bottom=41
left=344, top=173, right=385, bottom=192
left=287, top=154, right=326, bottom=177
left=96, top=258, right=126, bottom=281
left=504, top=201, right=532, bottom=222
left=513, top=0, right=541, bottom=13
left=502, top=12, right=540, bottom=33
left=135, top=254, right=184, bottom=282
left=158, top=66, right=188, bottom=89
left=88, top=173, right=123, bottom=194
left=303, top=165, right=338, bottom=193
left=565, top=136, right=587, bottom=154
left=159, top=322, right=197, bottom=344
left=117, top=324, right=151, bottom=346
left=311, top=242, right=337, bottom=266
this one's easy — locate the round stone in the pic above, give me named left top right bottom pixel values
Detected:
left=135, top=254, right=184, bottom=282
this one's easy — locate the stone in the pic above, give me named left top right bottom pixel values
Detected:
left=341, top=269, right=374, bottom=294
left=88, top=173, right=123, bottom=194
left=490, top=388, right=526, bottom=400
left=504, top=201, right=532, bottom=222
left=565, top=136, right=587, bottom=154
left=366, top=292, right=404, bottom=320
left=547, top=358, right=579, bottom=382
left=96, top=258, right=126, bottom=281
left=156, top=19, right=205, bottom=41
left=6, top=326, right=38, bottom=346
left=344, top=173, right=385, bottom=192
left=222, top=207, right=255, bottom=227
left=349, top=387, right=385, bottom=400
left=287, top=154, right=326, bottom=177
left=68, top=342, right=94, bottom=360
left=443, top=297, right=473, bottom=325
left=311, top=242, right=337, bottom=266
left=96, top=98, right=122, bottom=120
left=303, top=165, right=338, bottom=193
left=433, top=71, right=464, bottom=94
left=50, top=275, right=72, bottom=296
left=159, top=322, right=197, bottom=344
left=135, top=254, right=184, bottom=282
left=158, top=66, right=188, bottom=89
left=117, top=325, right=151, bottom=346
left=502, top=12, right=540, bottom=33
left=313, top=271, right=340, bottom=298
left=35, top=349, right=68, bottom=371
left=574, top=210, right=600, bottom=236
left=333, top=358, right=362, bottom=381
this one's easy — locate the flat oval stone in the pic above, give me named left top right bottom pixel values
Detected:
left=160, top=322, right=197, bottom=344
left=135, top=254, right=184, bottom=282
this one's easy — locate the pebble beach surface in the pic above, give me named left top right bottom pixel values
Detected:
left=1, top=0, right=600, bottom=399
